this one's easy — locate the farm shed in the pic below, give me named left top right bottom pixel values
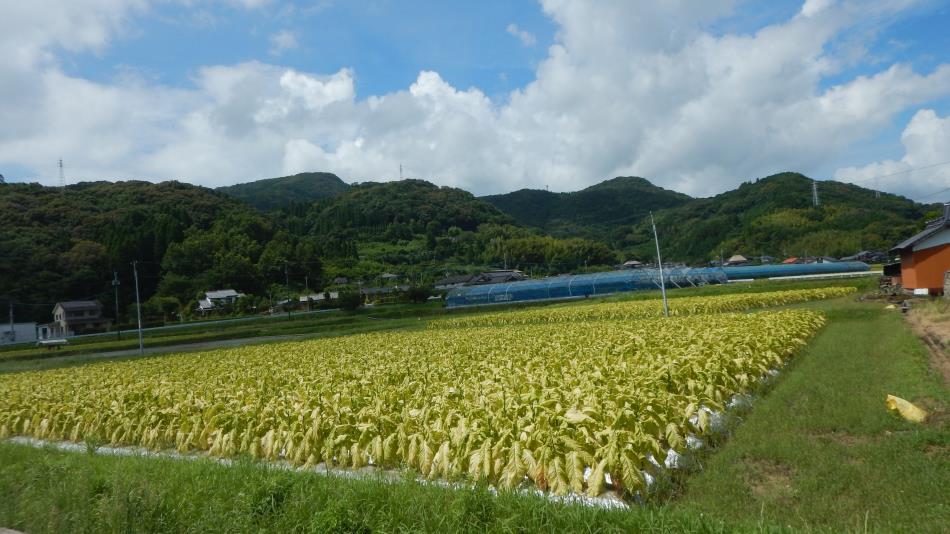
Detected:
left=445, top=268, right=727, bottom=308
left=890, top=203, right=950, bottom=296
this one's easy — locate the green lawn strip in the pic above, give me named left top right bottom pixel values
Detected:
left=675, top=300, right=949, bottom=533
left=0, top=307, right=432, bottom=363
left=0, top=445, right=726, bottom=534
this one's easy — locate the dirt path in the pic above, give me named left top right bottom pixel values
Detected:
left=905, top=303, right=950, bottom=384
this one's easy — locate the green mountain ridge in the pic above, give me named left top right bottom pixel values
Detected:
left=618, top=172, right=936, bottom=262
left=217, top=172, right=349, bottom=211
left=481, top=176, right=691, bottom=239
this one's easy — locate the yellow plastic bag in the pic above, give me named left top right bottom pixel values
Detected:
left=885, top=395, right=928, bottom=423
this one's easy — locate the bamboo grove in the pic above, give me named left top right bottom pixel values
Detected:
left=0, top=303, right=828, bottom=498
left=430, top=287, right=854, bottom=329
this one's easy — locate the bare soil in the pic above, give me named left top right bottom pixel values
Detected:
left=745, top=459, right=794, bottom=501
left=904, top=305, right=950, bottom=385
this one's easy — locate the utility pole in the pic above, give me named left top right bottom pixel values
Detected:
left=8, top=301, right=14, bottom=342
left=651, top=212, right=670, bottom=317
left=112, top=271, right=121, bottom=340
left=132, top=261, right=144, bottom=355
left=284, top=262, right=290, bottom=287
left=58, top=159, right=66, bottom=188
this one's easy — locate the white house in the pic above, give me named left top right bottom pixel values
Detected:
left=50, top=301, right=111, bottom=337
left=299, top=292, right=339, bottom=306
left=197, top=289, right=245, bottom=312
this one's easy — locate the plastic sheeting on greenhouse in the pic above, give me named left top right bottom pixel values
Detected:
left=444, top=268, right=727, bottom=308
left=721, top=261, right=869, bottom=280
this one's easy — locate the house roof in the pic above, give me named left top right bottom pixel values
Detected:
left=361, top=285, right=410, bottom=295
left=891, top=208, right=950, bottom=252
left=299, top=292, right=339, bottom=301
left=205, top=289, right=241, bottom=299
left=623, top=260, right=643, bottom=266
left=782, top=257, right=799, bottom=264
left=56, top=301, right=100, bottom=310
left=435, top=274, right=475, bottom=286
left=727, top=255, right=748, bottom=263
left=469, top=271, right=526, bottom=285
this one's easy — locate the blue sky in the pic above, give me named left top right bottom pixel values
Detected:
left=1, top=0, right=949, bottom=200
left=63, top=1, right=558, bottom=101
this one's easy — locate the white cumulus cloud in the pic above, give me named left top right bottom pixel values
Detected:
left=835, top=109, right=950, bottom=200
left=506, top=23, right=536, bottom=46
left=269, top=29, right=299, bottom=56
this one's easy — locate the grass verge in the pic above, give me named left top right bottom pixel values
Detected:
left=675, top=299, right=949, bottom=532
left=0, top=446, right=724, bottom=533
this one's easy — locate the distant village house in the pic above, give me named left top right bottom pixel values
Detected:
left=50, top=301, right=111, bottom=337
left=299, top=291, right=339, bottom=303
left=433, top=270, right=525, bottom=290
left=197, top=289, right=245, bottom=313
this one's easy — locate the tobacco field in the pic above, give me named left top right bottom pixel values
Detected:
left=0, top=299, right=829, bottom=498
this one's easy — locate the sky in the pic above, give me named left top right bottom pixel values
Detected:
left=1, top=0, right=949, bottom=202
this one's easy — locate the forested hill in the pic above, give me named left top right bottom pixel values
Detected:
left=616, top=172, right=935, bottom=263
left=482, top=176, right=691, bottom=239
left=0, top=181, right=264, bottom=320
left=0, top=178, right=614, bottom=322
left=0, top=172, right=938, bottom=323
left=216, top=172, right=349, bottom=211
left=301, top=179, right=513, bottom=235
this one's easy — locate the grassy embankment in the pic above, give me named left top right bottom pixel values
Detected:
left=2, top=279, right=945, bottom=532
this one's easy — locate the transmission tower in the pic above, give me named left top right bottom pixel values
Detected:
left=58, top=159, right=66, bottom=187
left=812, top=179, right=820, bottom=207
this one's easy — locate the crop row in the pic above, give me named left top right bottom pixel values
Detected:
left=0, top=310, right=824, bottom=497
left=428, top=287, right=854, bottom=329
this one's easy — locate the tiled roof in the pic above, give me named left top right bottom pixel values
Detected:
left=56, top=301, right=100, bottom=310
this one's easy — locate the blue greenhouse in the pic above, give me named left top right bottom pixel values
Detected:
left=444, top=267, right=728, bottom=308
left=722, top=261, right=869, bottom=280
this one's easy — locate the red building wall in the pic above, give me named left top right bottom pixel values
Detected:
left=901, top=243, right=950, bottom=293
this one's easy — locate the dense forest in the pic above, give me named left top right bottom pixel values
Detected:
left=216, top=172, right=349, bottom=211
left=482, top=176, right=691, bottom=239
left=1, top=171, right=938, bottom=324
left=0, top=179, right=614, bottom=323
left=614, top=173, right=935, bottom=262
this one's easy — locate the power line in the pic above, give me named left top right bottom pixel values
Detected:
left=918, top=186, right=950, bottom=200
left=846, top=159, right=950, bottom=184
